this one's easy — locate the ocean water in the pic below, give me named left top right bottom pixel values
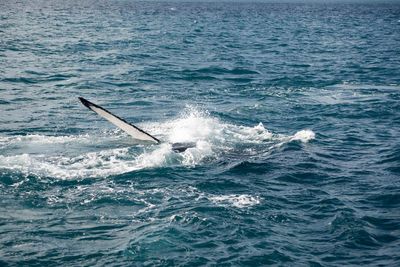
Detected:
left=1, top=0, right=400, bottom=266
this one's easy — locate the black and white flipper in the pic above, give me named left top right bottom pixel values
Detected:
left=78, top=97, right=160, bottom=144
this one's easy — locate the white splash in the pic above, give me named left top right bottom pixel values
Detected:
left=159, top=107, right=221, bottom=144
left=0, top=106, right=315, bottom=179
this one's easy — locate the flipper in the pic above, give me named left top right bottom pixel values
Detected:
left=78, top=97, right=160, bottom=144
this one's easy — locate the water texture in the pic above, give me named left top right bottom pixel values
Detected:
left=1, top=0, right=400, bottom=266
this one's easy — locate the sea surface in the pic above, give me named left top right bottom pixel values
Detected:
left=1, top=0, right=400, bottom=266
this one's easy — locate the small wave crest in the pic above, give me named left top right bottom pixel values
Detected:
left=291, top=129, right=315, bottom=143
left=209, top=194, right=261, bottom=208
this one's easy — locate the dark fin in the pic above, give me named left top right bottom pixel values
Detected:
left=78, top=97, right=92, bottom=109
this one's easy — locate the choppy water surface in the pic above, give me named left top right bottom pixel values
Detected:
left=1, top=0, right=400, bottom=266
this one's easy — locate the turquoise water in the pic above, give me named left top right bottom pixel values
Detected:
left=1, top=0, right=400, bottom=266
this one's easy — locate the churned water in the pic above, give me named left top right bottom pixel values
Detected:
left=1, top=0, right=400, bottom=266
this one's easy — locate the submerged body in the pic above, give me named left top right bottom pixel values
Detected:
left=171, top=142, right=197, bottom=153
left=79, top=97, right=196, bottom=153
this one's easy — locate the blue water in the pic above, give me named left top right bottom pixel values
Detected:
left=1, top=0, right=400, bottom=266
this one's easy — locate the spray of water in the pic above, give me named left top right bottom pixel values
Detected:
left=0, top=106, right=315, bottom=179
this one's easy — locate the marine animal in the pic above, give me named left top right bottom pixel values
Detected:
left=78, top=97, right=196, bottom=153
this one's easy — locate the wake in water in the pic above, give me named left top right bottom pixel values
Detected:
left=0, top=107, right=315, bottom=179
